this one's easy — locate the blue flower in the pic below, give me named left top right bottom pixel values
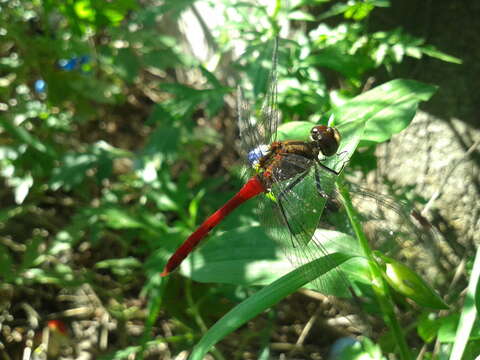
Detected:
left=34, top=79, right=46, bottom=93
left=58, top=58, right=78, bottom=71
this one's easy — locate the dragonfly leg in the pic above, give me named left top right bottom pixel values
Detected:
left=315, top=159, right=340, bottom=176
left=313, top=164, right=334, bottom=199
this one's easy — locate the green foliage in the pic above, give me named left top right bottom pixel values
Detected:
left=190, top=253, right=352, bottom=360
left=0, top=0, right=469, bottom=359
left=375, top=252, right=448, bottom=310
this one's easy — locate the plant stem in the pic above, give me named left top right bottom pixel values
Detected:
left=185, top=278, right=226, bottom=360
left=449, top=245, right=480, bottom=360
left=139, top=277, right=166, bottom=359
left=336, top=179, right=412, bottom=360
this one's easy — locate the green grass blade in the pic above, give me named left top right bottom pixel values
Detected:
left=189, top=252, right=352, bottom=360
left=337, top=180, right=412, bottom=360
left=449, top=246, right=480, bottom=360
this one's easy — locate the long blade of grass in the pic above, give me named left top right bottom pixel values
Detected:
left=336, top=179, right=412, bottom=360
left=449, top=246, right=480, bottom=360
left=189, top=252, right=353, bottom=360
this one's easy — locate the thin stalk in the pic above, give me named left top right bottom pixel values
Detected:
left=270, top=0, right=281, bottom=21
left=449, top=245, right=480, bottom=360
left=139, top=278, right=166, bottom=360
left=185, top=278, right=208, bottom=333
left=268, top=0, right=281, bottom=36
left=336, top=179, right=412, bottom=360
left=185, top=278, right=226, bottom=360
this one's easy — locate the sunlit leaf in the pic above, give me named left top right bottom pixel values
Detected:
left=288, top=10, right=316, bottom=21
left=101, top=208, right=145, bottom=229
left=0, top=118, right=54, bottom=156
left=95, top=257, right=142, bottom=276
left=376, top=252, right=448, bottom=309
left=417, top=312, right=442, bottom=343
left=334, top=79, right=437, bottom=143
left=50, top=153, right=97, bottom=191
left=421, top=45, right=463, bottom=64
left=307, top=46, right=374, bottom=81
left=190, top=253, right=352, bottom=360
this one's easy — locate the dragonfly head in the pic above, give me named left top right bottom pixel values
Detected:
left=310, top=125, right=341, bottom=157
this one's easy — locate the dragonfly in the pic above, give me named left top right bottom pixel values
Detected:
left=160, top=38, right=345, bottom=278
left=161, top=121, right=341, bottom=276
left=160, top=38, right=444, bottom=298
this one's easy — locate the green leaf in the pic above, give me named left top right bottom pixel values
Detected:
left=276, top=121, right=313, bottom=141
left=143, top=49, right=182, bottom=70
left=179, top=221, right=367, bottom=294
left=102, top=0, right=137, bottom=25
left=199, top=66, right=223, bottom=89
left=114, top=48, right=140, bottom=84
left=438, top=313, right=480, bottom=344
left=421, top=45, right=462, bottom=64
left=189, top=253, right=352, bottom=360
left=0, top=117, right=54, bottom=156
left=0, top=206, right=24, bottom=223
left=69, top=77, right=123, bottom=104
left=417, top=312, right=442, bottom=343
left=344, top=2, right=375, bottom=21
left=146, top=104, right=174, bottom=125
left=95, top=257, right=142, bottom=275
left=307, top=46, right=374, bottom=80
left=179, top=225, right=288, bottom=285
left=334, top=79, right=437, bottom=143
left=143, top=122, right=180, bottom=160
left=50, top=142, right=130, bottom=190
left=74, top=0, right=95, bottom=20
left=317, top=3, right=353, bottom=20
left=9, top=174, right=33, bottom=204
left=288, top=10, right=316, bottom=21
left=101, top=208, right=145, bottom=229
left=22, top=266, right=79, bottom=286
left=95, top=257, right=142, bottom=269
left=376, top=252, right=448, bottom=309
left=50, top=153, right=97, bottom=191
left=160, top=83, right=228, bottom=118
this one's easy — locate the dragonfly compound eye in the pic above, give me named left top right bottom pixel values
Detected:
left=311, top=126, right=341, bottom=157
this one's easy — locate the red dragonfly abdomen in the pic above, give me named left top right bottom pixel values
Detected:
left=161, top=176, right=266, bottom=276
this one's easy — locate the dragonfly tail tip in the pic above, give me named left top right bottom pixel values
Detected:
left=160, top=269, right=169, bottom=277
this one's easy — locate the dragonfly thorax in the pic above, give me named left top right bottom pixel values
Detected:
left=247, top=144, right=270, bottom=167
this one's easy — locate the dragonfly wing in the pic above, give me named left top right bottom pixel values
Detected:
left=257, top=153, right=354, bottom=297
left=237, top=86, right=260, bottom=158
left=323, top=183, right=456, bottom=287
left=259, top=36, right=279, bottom=145
left=237, top=37, right=280, bottom=157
